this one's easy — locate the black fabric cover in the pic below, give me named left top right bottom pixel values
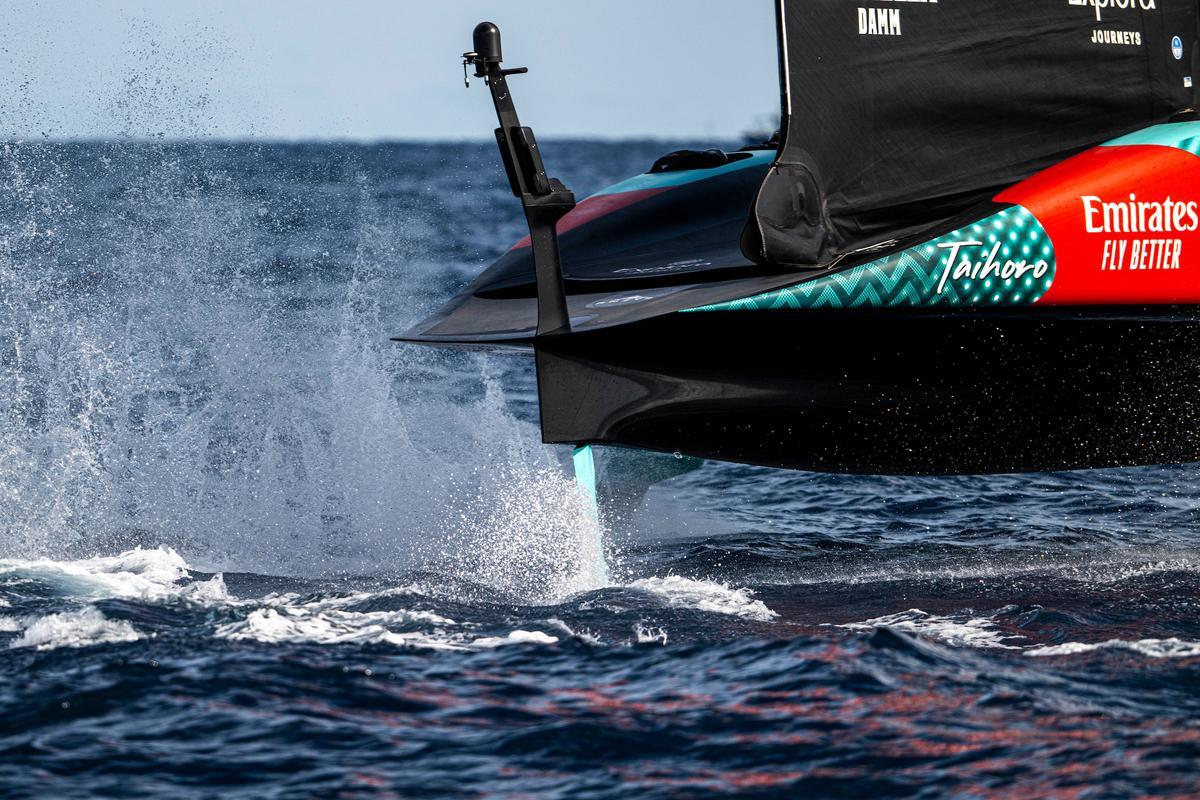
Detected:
left=751, top=0, right=1200, bottom=266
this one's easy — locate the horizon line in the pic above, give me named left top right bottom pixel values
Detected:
left=1, top=133, right=767, bottom=147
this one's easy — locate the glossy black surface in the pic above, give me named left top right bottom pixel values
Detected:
left=537, top=309, right=1200, bottom=475
left=404, top=157, right=779, bottom=341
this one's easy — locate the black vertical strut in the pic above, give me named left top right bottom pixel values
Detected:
left=463, top=22, right=575, bottom=337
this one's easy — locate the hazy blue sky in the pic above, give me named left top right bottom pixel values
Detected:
left=0, top=1, right=779, bottom=141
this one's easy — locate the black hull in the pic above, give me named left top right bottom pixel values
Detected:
left=535, top=309, right=1200, bottom=475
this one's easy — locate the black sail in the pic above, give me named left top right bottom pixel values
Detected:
left=750, top=0, right=1200, bottom=266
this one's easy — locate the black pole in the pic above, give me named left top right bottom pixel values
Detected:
left=464, top=22, right=575, bottom=337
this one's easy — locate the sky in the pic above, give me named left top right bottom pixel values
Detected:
left=0, top=1, right=780, bottom=141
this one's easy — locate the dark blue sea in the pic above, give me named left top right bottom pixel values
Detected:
left=2, top=139, right=1199, bottom=799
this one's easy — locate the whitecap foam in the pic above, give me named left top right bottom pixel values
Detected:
left=838, top=608, right=1023, bottom=649
left=470, top=630, right=559, bottom=649
left=839, top=608, right=1200, bottom=659
left=180, top=574, right=230, bottom=603
left=10, top=607, right=141, bottom=650
left=252, top=591, right=454, bottom=623
left=214, top=593, right=556, bottom=651
left=215, top=606, right=467, bottom=650
left=629, top=576, right=778, bottom=622
left=546, top=618, right=602, bottom=646
left=1027, top=638, right=1200, bottom=659
left=803, top=553, right=1200, bottom=589
left=0, top=547, right=215, bottom=601
left=634, top=624, right=669, bottom=645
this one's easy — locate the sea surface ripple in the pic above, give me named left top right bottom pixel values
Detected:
left=0, top=140, right=1198, bottom=798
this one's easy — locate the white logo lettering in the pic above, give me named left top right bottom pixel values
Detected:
left=935, top=241, right=1050, bottom=296
left=1081, top=194, right=1200, bottom=234
left=857, top=7, right=902, bottom=36
left=1068, top=0, right=1157, bottom=23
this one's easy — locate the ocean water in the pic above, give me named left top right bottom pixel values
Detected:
left=2, top=139, right=1200, bottom=799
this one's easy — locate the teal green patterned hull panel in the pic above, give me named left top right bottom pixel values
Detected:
left=686, top=206, right=1056, bottom=312
left=1103, top=121, right=1200, bottom=154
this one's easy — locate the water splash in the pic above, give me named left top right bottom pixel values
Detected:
left=0, top=140, right=611, bottom=590
left=431, top=457, right=611, bottom=604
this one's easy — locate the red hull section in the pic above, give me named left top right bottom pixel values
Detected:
left=999, top=142, right=1200, bottom=305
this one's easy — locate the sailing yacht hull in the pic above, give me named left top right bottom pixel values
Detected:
left=403, top=123, right=1200, bottom=475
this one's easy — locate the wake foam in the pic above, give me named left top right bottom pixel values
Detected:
left=630, top=576, right=778, bottom=622
left=215, top=606, right=465, bottom=650
left=0, top=547, right=791, bottom=652
left=839, top=608, right=1023, bottom=649
left=634, top=624, right=670, bottom=645
left=215, top=599, right=558, bottom=651
left=841, top=607, right=1200, bottom=659
left=10, top=608, right=141, bottom=651
left=0, top=547, right=575, bottom=652
left=809, top=553, right=1200, bottom=589
left=1028, top=638, right=1200, bottom=659
left=471, top=630, right=559, bottom=649
left=0, top=546, right=218, bottom=600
